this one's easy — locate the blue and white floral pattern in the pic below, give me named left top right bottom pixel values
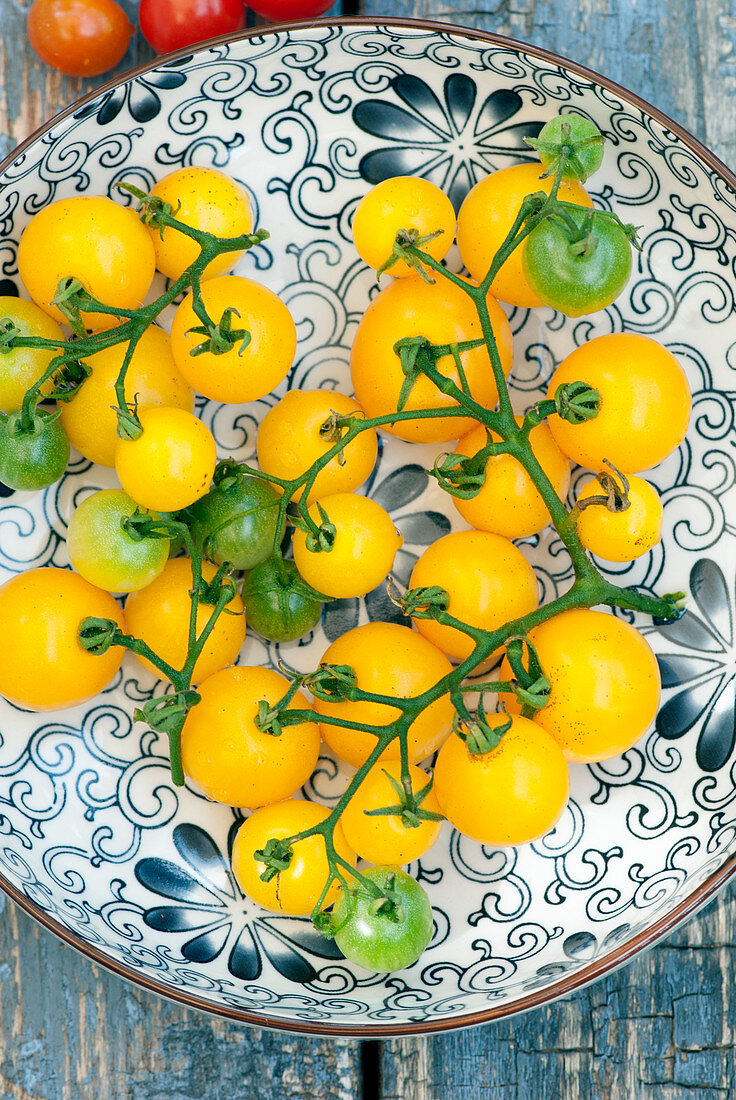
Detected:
left=0, top=23, right=736, bottom=1033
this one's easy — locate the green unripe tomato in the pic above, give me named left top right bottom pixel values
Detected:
left=186, top=468, right=284, bottom=570
left=331, top=867, right=434, bottom=973
left=530, top=114, right=604, bottom=182
left=0, top=410, right=70, bottom=490
left=242, top=557, right=323, bottom=642
left=67, top=489, right=169, bottom=593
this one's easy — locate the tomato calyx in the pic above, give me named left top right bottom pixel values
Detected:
left=574, top=461, right=632, bottom=517
left=376, top=227, right=445, bottom=284
left=431, top=432, right=508, bottom=499
left=504, top=636, right=551, bottom=717
left=292, top=500, right=336, bottom=553
left=252, top=674, right=307, bottom=738
left=388, top=581, right=450, bottom=621
left=78, top=615, right=122, bottom=656
left=304, top=663, right=359, bottom=703
left=254, top=837, right=294, bottom=882
left=524, top=115, right=605, bottom=184
left=552, top=380, right=601, bottom=424
left=454, top=698, right=511, bottom=756
left=363, top=769, right=444, bottom=830
left=186, top=305, right=251, bottom=358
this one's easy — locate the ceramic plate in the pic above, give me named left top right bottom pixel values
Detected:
left=1, top=19, right=735, bottom=1036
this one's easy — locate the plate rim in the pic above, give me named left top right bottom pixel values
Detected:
left=1, top=15, right=735, bottom=1038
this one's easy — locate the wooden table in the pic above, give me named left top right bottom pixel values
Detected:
left=1, top=2, right=735, bottom=1097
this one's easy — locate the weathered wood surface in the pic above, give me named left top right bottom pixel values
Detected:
left=1, top=1, right=736, bottom=1097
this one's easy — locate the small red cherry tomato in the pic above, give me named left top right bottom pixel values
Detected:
left=27, top=0, right=134, bottom=77
left=139, top=0, right=247, bottom=55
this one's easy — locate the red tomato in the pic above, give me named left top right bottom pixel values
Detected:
left=27, top=0, right=133, bottom=77
left=248, top=0, right=333, bottom=19
left=139, top=0, right=247, bottom=55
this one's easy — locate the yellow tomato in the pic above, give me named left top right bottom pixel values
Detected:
left=0, top=297, right=63, bottom=412
left=0, top=567, right=124, bottom=711
left=114, top=405, right=216, bottom=512
left=456, top=163, right=592, bottom=308
left=124, top=558, right=245, bottom=684
left=170, top=275, right=296, bottom=404
left=313, top=622, right=454, bottom=768
left=181, top=666, right=319, bottom=808
left=340, top=760, right=444, bottom=865
left=350, top=274, right=513, bottom=443
left=451, top=418, right=571, bottom=538
left=148, top=167, right=254, bottom=282
left=291, top=493, right=403, bottom=599
left=409, top=531, right=538, bottom=661
left=256, top=389, right=378, bottom=503
left=352, top=176, right=456, bottom=277
left=433, top=716, right=570, bottom=845
left=576, top=474, right=663, bottom=561
left=62, top=324, right=194, bottom=467
left=17, top=196, right=155, bottom=327
left=232, top=799, right=355, bottom=916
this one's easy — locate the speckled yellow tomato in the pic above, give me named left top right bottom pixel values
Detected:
left=124, top=558, right=245, bottom=684
left=0, top=297, right=63, bottom=412
left=256, top=390, right=378, bottom=504
left=340, top=760, right=444, bottom=865
left=313, top=622, right=454, bottom=768
left=456, top=163, right=592, bottom=308
left=433, top=715, right=570, bottom=846
left=409, top=531, right=538, bottom=661
left=232, top=799, right=355, bottom=916
left=148, top=167, right=254, bottom=282
left=170, top=275, right=296, bottom=404
left=500, top=608, right=661, bottom=762
left=62, top=324, right=194, bottom=467
left=546, top=334, right=692, bottom=473
left=18, top=195, right=155, bottom=327
left=576, top=474, right=663, bottom=561
left=0, top=567, right=125, bottom=711
left=350, top=274, right=513, bottom=443
left=291, top=493, right=403, bottom=599
left=352, top=176, right=456, bottom=277
left=451, top=418, right=571, bottom=539
left=181, top=666, right=320, bottom=808
left=114, top=405, right=216, bottom=512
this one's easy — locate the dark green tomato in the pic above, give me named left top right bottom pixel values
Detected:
left=331, top=867, right=433, bottom=973
left=186, top=476, right=283, bottom=570
left=0, top=410, right=70, bottom=490
left=522, top=209, right=632, bottom=317
left=242, top=557, right=323, bottom=642
left=529, top=114, right=604, bottom=183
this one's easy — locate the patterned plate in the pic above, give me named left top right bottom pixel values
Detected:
left=1, top=19, right=735, bottom=1036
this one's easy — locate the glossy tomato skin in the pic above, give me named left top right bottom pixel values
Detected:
left=185, top=475, right=284, bottom=571
left=232, top=799, right=355, bottom=916
left=452, top=418, right=571, bottom=539
left=0, top=298, right=63, bottom=413
left=181, top=666, right=320, bottom=808
left=27, top=0, right=133, bottom=77
left=332, top=867, right=434, bottom=973
left=18, top=197, right=155, bottom=328
left=409, top=531, right=539, bottom=661
left=340, top=760, right=443, bottom=866
left=547, top=334, right=692, bottom=473
left=433, top=716, right=570, bottom=846
left=313, top=622, right=455, bottom=768
left=350, top=274, right=513, bottom=443
left=500, top=608, right=661, bottom=762
left=63, top=325, right=194, bottom=469
left=0, top=412, right=70, bottom=491
left=576, top=474, right=663, bottom=562
left=248, top=0, right=333, bottom=18
left=456, top=163, right=591, bottom=308
left=139, top=0, right=246, bottom=54
left=148, top=167, right=253, bottom=282
left=0, top=567, right=125, bottom=711
left=352, top=177, right=456, bottom=277
left=66, top=490, right=169, bottom=593
left=114, top=406, right=217, bottom=513
left=241, top=558, right=323, bottom=643
left=124, top=557, right=245, bottom=684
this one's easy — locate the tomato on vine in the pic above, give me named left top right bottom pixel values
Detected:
left=0, top=298, right=63, bottom=413
left=241, top=558, right=324, bottom=643
left=185, top=465, right=284, bottom=571
left=114, top=406, right=217, bottom=513
left=66, top=489, right=170, bottom=593
left=352, top=176, right=456, bottom=277
left=0, top=410, right=70, bottom=491
left=340, top=760, right=443, bottom=866
left=331, top=867, right=434, bottom=973
left=576, top=473, right=663, bottom=562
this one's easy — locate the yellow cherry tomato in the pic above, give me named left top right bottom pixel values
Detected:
left=291, top=493, right=403, bottom=599
left=409, top=531, right=538, bottom=661
left=114, top=405, right=216, bottom=512
left=256, top=389, right=378, bottom=503
left=232, top=799, right=355, bottom=916
left=62, top=324, right=194, bottom=467
left=17, top=196, right=156, bottom=327
left=124, top=557, right=245, bottom=684
left=350, top=274, right=513, bottom=443
left=0, top=567, right=124, bottom=711
left=181, top=666, right=320, bottom=808
left=451, top=418, right=571, bottom=539
left=313, top=622, right=454, bottom=768
left=340, top=760, right=444, bottom=865
left=433, top=715, right=570, bottom=845
left=500, top=608, right=661, bottom=762
left=576, top=474, right=663, bottom=561
left=148, top=167, right=254, bottom=282
left=352, top=176, right=456, bottom=277
left=456, top=163, right=592, bottom=308
left=0, top=297, right=63, bottom=412
left=547, top=334, right=692, bottom=473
